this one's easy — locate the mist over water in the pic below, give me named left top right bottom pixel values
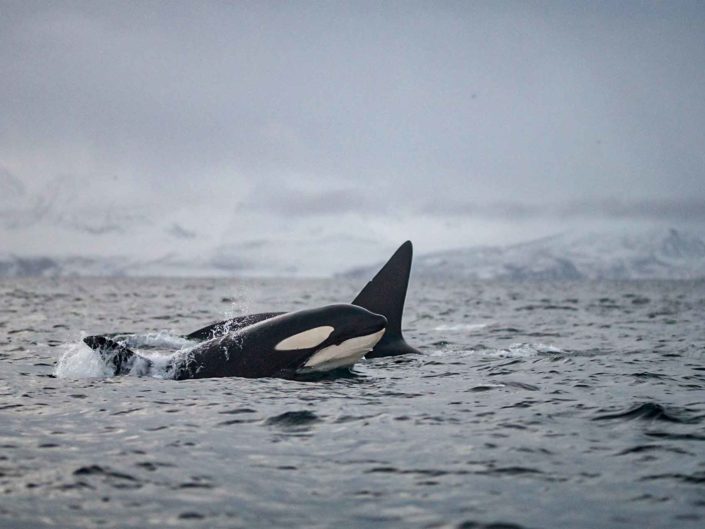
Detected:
left=2, top=2, right=705, bottom=269
left=2, top=277, right=704, bottom=528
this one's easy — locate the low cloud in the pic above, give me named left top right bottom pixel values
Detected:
left=1, top=2, right=704, bottom=266
left=245, top=185, right=382, bottom=217
left=421, top=198, right=705, bottom=222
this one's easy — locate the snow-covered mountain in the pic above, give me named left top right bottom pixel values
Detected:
left=2, top=172, right=704, bottom=279
left=2, top=221, right=704, bottom=281
left=0, top=173, right=386, bottom=277
left=404, top=229, right=705, bottom=280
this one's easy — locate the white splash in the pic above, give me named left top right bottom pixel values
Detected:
left=115, top=331, right=194, bottom=349
left=54, top=333, right=192, bottom=380
left=54, top=342, right=114, bottom=378
left=136, top=350, right=178, bottom=379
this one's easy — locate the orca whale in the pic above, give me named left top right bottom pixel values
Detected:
left=84, top=304, right=386, bottom=379
left=184, top=241, right=420, bottom=358
left=83, top=241, right=420, bottom=375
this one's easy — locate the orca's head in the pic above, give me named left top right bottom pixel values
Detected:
left=265, top=304, right=387, bottom=373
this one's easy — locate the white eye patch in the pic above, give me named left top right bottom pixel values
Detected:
left=275, top=326, right=334, bottom=351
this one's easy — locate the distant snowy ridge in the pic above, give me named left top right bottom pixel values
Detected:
left=1, top=174, right=704, bottom=282
left=416, top=229, right=705, bottom=280
left=346, top=228, right=705, bottom=281
left=2, top=228, right=704, bottom=279
left=0, top=173, right=386, bottom=277
left=0, top=254, right=200, bottom=278
left=0, top=253, right=267, bottom=278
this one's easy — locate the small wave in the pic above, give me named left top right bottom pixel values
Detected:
left=617, top=444, right=691, bottom=455
left=72, top=465, right=141, bottom=490
left=646, top=431, right=705, bottom=442
left=457, top=520, right=528, bottom=529
left=593, top=402, right=695, bottom=424
left=178, top=512, right=206, bottom=520
left=503, top=380, right=540, bottom=391
left=640, top=472, right=705, bottom=484
left=479, top=466, right=544, bottom=476
left=218, top=407, right=257, bottom=415
left=434, top=323, right=490, bottom=332
left=265, top=410, right=320, bottom=428
left=468, top=384, right=507, bottom=392
left=482, top=343, right=565, bottom=358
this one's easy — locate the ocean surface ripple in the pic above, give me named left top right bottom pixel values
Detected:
left=1, top=277, right=704, bottom=528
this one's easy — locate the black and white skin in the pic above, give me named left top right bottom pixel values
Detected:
left=83, top=242, right=420, bottom=379
left=84, top=304, right=386, bottom=380
left=184, top=241, right=420, bottom=358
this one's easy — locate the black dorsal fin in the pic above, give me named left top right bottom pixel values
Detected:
left=352, top=241, right=412, bottom=335
left=352, top=241, right=419, bottom=357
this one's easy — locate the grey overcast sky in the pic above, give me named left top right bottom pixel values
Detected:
left=1, top=0, right=704, bottom=270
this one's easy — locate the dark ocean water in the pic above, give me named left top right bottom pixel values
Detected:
left=1, top=277, right=704, bottom=529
